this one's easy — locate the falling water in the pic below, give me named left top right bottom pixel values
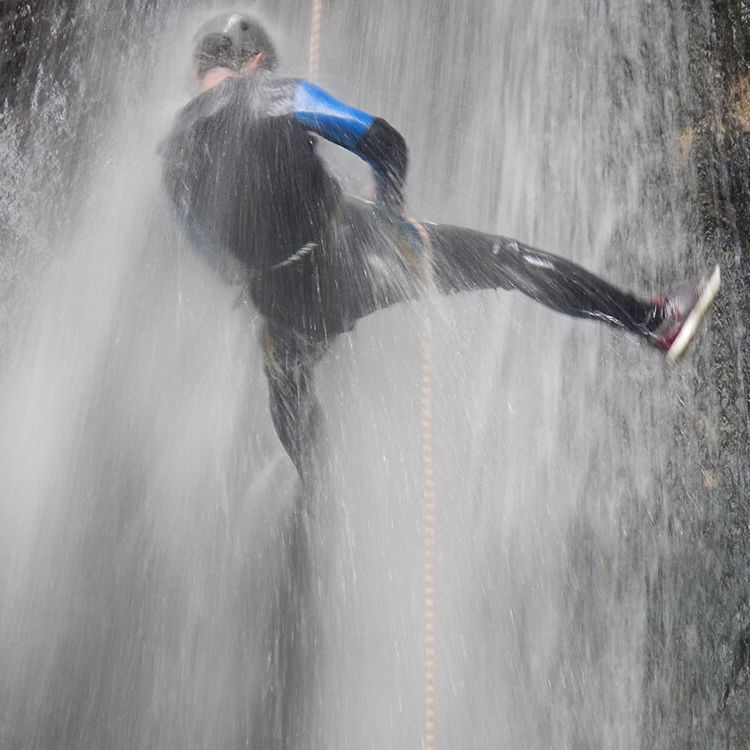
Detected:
left=0, top=1, right=741, bottom=748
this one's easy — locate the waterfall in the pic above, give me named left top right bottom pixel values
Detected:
left=1, top=1, right=741, bottom=748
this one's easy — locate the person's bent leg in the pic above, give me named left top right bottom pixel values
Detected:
left=317, top=199, right=426, bottom=330
left=262, top=326, right=323, bottom=479
left=425, top=223, right=660, bottom=336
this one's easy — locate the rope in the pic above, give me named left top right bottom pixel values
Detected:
left=307, top=0, right=322, bottom=81
left=410, top=219, right=437, bottom=750
left=305, top=2, right=437, bottom=743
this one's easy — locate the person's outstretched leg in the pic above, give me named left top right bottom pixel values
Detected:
left=306, top=200, right=716, bottom=367
left=425, top=223, right=660, bottom=335
left=424, top=222, right=720, bottom=357
left=318, top=200, right=659, bottom=336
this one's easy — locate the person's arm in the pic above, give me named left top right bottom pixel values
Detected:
left=292, top=80, right=408, bottom=210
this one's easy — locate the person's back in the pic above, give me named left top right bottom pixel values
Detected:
left=161, top=73, right=341, bottom=272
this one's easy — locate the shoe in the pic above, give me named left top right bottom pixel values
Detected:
left=650, top=265, right=721, bottom=361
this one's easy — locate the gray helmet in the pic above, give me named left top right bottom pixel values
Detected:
left=193, top=13, right=279, bottom=76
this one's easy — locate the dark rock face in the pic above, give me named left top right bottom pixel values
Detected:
left=0, top=1, right=85, bottom=353
left=0, top=2, right=37, bottom=106
left=662, top=2, right=750, bottom=746
left=0, top=1, right=77, bottom=110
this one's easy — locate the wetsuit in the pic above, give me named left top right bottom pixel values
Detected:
left=160, top=73, right=659, bottom=475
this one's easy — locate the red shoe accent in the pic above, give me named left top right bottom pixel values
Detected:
left=650, top=265, right=720, bottom=360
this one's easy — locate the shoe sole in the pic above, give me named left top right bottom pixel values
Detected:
left=666, top=264, right=721, bottom=362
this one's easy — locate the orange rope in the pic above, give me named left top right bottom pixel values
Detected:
left=306, top=0, right=437, bottom=741
left=308, top=0, right=322, bottom=81
left=410, top=220, right=437, bottom=750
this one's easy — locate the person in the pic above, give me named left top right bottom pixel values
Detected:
left=160, top=12, right=720, bottom=478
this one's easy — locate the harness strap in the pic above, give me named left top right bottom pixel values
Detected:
left=269, top=241, right=318, bottom=270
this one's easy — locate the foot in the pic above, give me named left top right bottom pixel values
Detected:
left=650, top=265, right=721, bottom=361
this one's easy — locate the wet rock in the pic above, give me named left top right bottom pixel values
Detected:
left=722, top=621, right=750, bottom=708
left=0, top=1, right=79, bottom=112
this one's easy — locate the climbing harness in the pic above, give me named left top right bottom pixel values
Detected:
left=269, top=241, right=318, bottom=270
left=409, top=219, right=437, bottom=750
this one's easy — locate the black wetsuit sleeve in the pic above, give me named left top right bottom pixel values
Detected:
left=291, top=80, right=408, bottom=207
left=355, top=117, right=408, bottom=208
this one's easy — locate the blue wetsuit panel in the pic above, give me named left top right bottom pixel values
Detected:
left=293, top=80, right=374, bottom=150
